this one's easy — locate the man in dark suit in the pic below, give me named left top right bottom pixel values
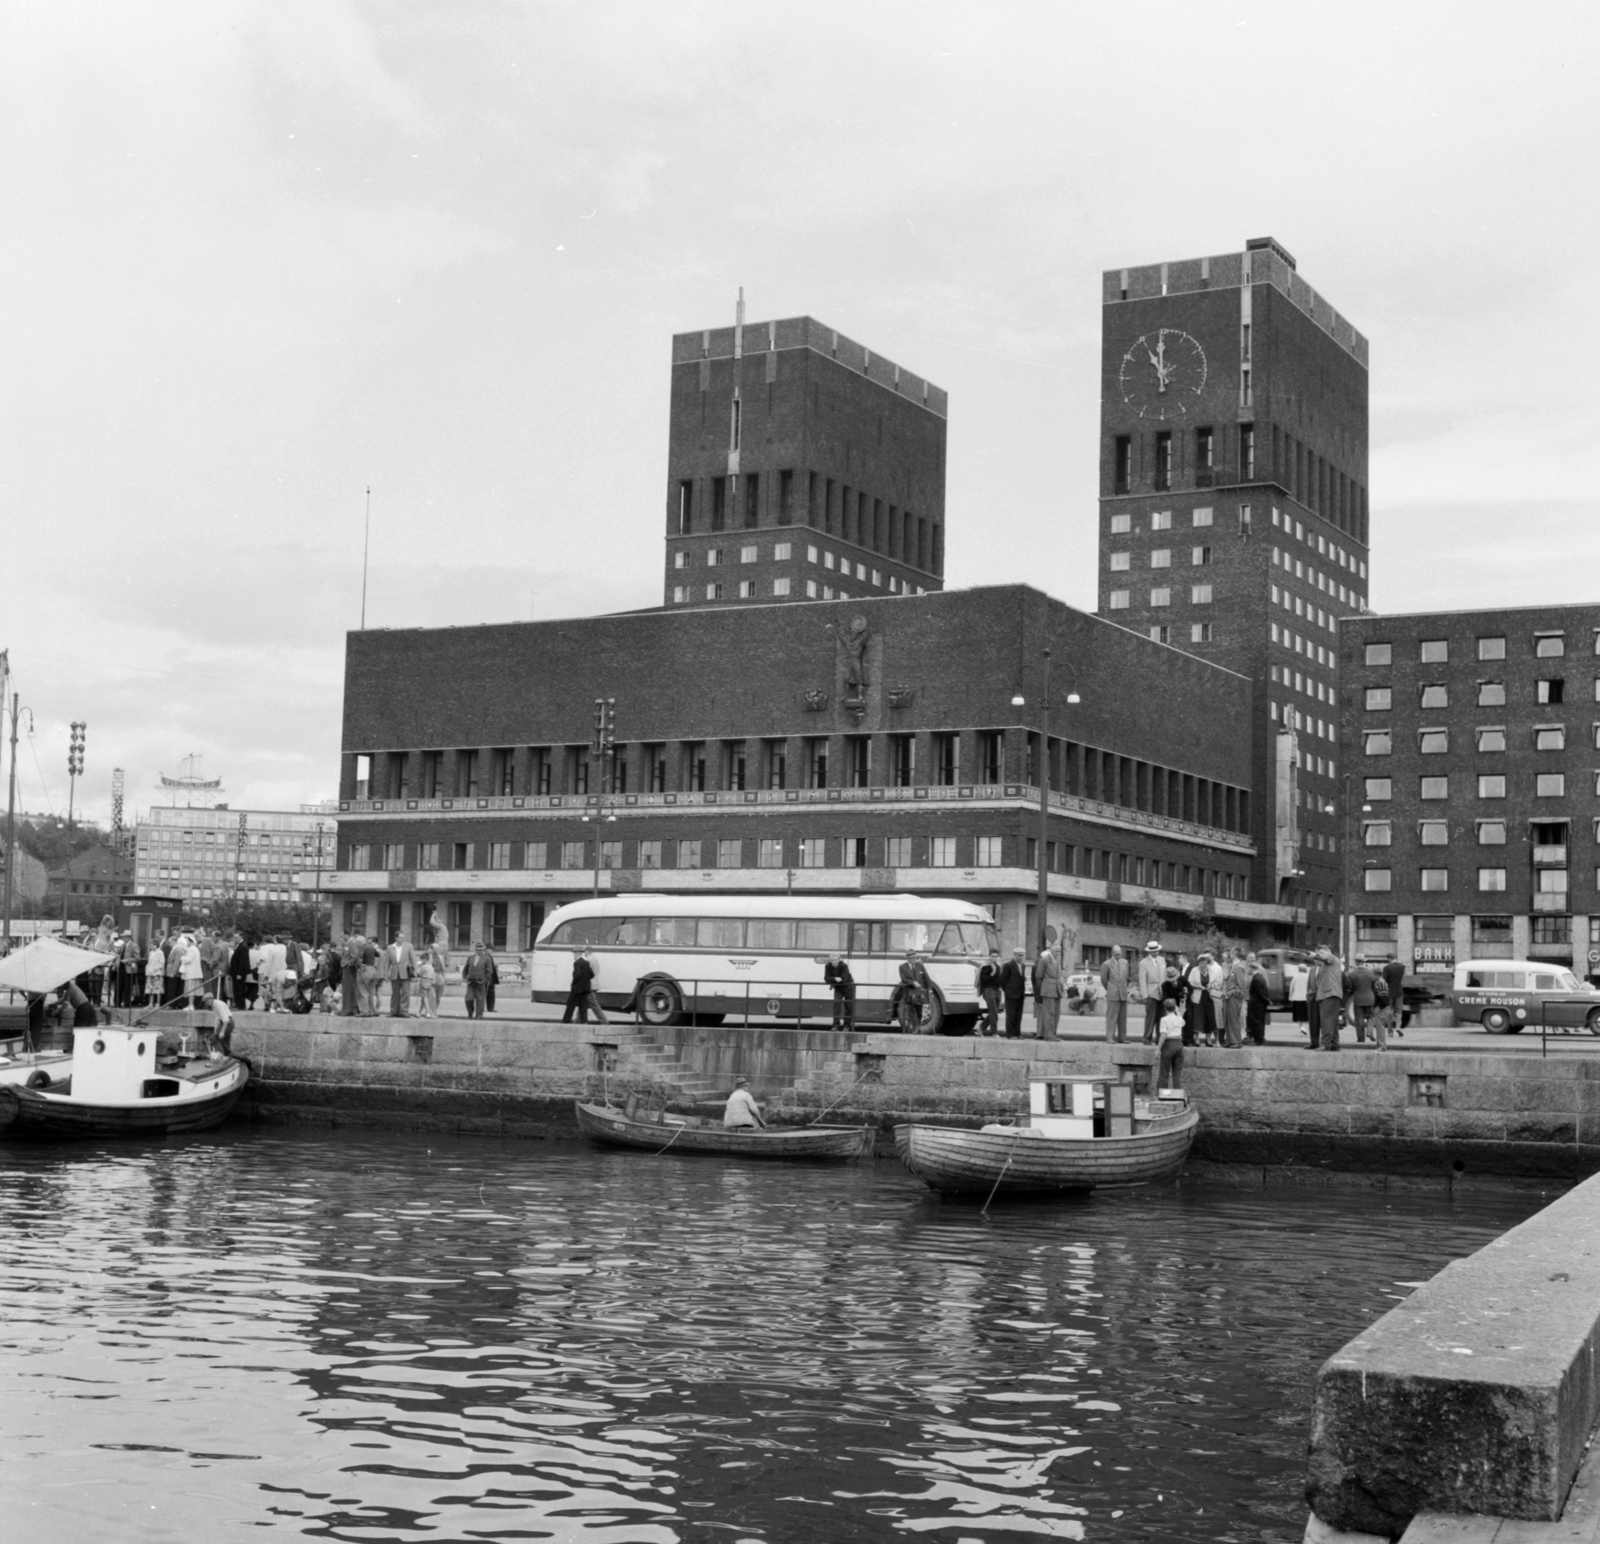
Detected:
left=998, top=947, right=1028, bottom=1038
left=824, top=954, right=854, bottom=1031
left=1382, top=954, right=1408, bottom=1037
left=563, top=950, right=595, bottom=1023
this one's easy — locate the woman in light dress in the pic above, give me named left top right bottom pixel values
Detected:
left=145, top=939, right=166, bottom=1006
left=180, top=935, right=204, bottom=1007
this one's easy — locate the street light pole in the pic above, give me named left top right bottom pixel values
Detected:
left=1012, top=648, right=1080, bottom=955
left=60, top=721, right=85, bottom=930
left=588, top=697, right=616, bottom=898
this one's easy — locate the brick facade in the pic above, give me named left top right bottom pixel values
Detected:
left=1340, top=603, right=1600, bottom=980
left=1098, top=238, right=1370, bottom=945
left=334, top=586, right=1295, bottom=961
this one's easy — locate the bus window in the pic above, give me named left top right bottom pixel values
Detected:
left=550, top=917, right=610, bottom=947
left=747, top=919, right=795, bottom=950
left=613, top=918, right=649, bottom=946
left=649, top=917, right=697, bottom=947
left=983, top=923, right=1002, bottom=955
left=546, top=921, right=573, bottom=947
left=697, top=917, right=746, bottom=948
left=849, top=921, right=887, bottom=956
left=934, top=922, right=990, bottom=956
left=796, top=920, right=846, bottom=952
left=888, top=921, right=936, bottom=954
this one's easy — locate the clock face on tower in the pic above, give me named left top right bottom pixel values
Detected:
left=1118, top=329, right=1208, bottom=421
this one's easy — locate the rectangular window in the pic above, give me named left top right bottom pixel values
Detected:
left=773, top=541, right=792, bottom=560
left=737, top=580, right=755, bottom=599
left=707, top=547, right=723, bottom=566
left=1478, top=636, right=1506, bottom=660
left=929, top=836, right=956, bottom=867
left=1150, top=548, right=1171, bottom=568
left=1108, top=590, right=1130, bottom=610
left=1475, top=820, right=1506, bottom=845
left=1362, top=821, right=1391, bottom=846
left=805, top=580, right=817, bottom=598
left=1420, top=776, right=1449, bottom=800
left=1419, top=821, right=1449, bottom=846
left=1365, top=643, right=1392, bottom=665
left=1113, top=436, right=1131, bottom=495
left=1192, top=506, right=1214, bottom=528
left=757, top=838, right=784, bottom=869
left=1536, top=773, right=1566, bottom=797
left=1151, top=510, right=1172, bottom=531
left=1153, top=431, right=1172, bottom=491
left=1365, top=687, right=1391, bottom=710
left=1109, top=550, right=1131, bottom=571
left=1365, top=777, right=1392, bottom=800
left=1535, top=727, right=1566, bottom=751
left=561, top=840, right=585, bottom=869
left=1192, top=545, right=1211, bottom=566
left=1419, top=684, right=1448, bottom=708
left=347, top=843, right=371, bottom=871
left=1477, top=727, right=1507, bottom=752
left=1479, top=868, right=1507, bottom=892
left=705, top=582, right=722, bottom=601
left=740, top=544, right=757, bottom=563
left=671, top=586, right=687, bottom=604
left=1110, top=512, right=1131, bottom=535
left=932, top=732, right=958, bottom=786
left=975, top=835, right=1002, bottom=867
left=673, top=550, right=688, bottom=570
left=1149, top=625, right=1170, bottom=643
left=676, top=480, right=693, bottom=534
left=1364, top=869, right=1392, bottom=892
left=1239, top=423, right=1254, bottom=476
left=717, top=838, right=741, bottom=868
left=1150, top=588, right=1171, bottom=607
left=1420, top=868, right=1449, bottom=892
left=772, top=577, right=791, bottom=597
left=797, top=837, right=826, bottom=868
left=1190, top=584, right=1213, bottom=604
left=487, top=841, right=511, bottom=870
left=843, top=837, right=868, bottom=868
left=1536, top=633, right=1566, bottom=657
left=1364, top=731, right=1392, bottom=756
left=1195, top=425, right=1214, bottom=469
left=1539, top=679, right=1566, bottom=704
left=417, top=842, right=440, bottom=870
left=677, top=838, right=702, bottom=868
left=523, top=841, right=548, bottom=869
left=1419, top=729, right=1449, bottom=754
left=1479, top=774, right=1507, bottom=798
left=885, top=836, right=912, bottom=867
left=1190, top=622, right=1213, bottom=643
left=1420, top=639, right=1449, bottom=662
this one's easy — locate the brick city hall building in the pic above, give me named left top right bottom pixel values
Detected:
left=329, top=297, right=1317, bottom=959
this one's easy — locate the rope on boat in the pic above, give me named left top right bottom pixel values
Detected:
left=653, top=1123, right=687, bottom=1156
left=807, top=1069, right=874, bottom=1126
left=980, top=1127, right=1025, bottom=1217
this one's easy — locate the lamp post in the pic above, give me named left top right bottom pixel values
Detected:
left=586, top=697, right=617, bottom=898
left=1, top=690, right=28, bottom=950
left=1337, top=779, right=1370, bottom=965
left=60, top=721, right=85, bottom=930
left=1012, top=649, right=1080, bottom=954
left=303, top=820, right=328, bottom=948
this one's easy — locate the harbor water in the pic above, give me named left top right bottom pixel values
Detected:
left=1, top=1131, right=1546, bottom=1543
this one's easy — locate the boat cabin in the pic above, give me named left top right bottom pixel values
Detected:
left=72, top=1023, right=175, bottom=1101
left=1028, top=1077, right=1186, bottom=1139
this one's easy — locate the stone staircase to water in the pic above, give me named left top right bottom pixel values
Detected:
left=593, top=1023, right=724, bottom=1103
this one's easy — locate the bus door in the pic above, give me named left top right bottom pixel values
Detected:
left=848, top=920, right=892, bottom=1024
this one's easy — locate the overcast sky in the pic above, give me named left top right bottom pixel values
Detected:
left=4, top=0, right=1597, bottom=824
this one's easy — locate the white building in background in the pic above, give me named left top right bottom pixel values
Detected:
left=133, top=804, right=335, bottom=909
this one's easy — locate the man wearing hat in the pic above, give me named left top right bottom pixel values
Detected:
left=723, top=1075, right=765, bottom=1129
left=998, top=947, right=1029, bottom=1038
left=1099, top=944, right=1131, bottom=1044
left=1138, top=941, right=1167, bottom=1044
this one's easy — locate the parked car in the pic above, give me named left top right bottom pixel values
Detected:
left=1254, top=947, right=1315, bottom=1008
left=1447, top=959, right=1600, bottom=1035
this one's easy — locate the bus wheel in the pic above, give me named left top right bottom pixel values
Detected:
left=638, top=980, right=684, bottom=1028
left=919, top=994, right=945, bottom=1035
left=1587, top=1009, right=1600, bottom=1037
left=1482, top=1009, right=1511, bottom=1034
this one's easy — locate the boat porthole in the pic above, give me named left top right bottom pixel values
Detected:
left=137, top=1042, right=146, bottom=1056
left=93, top=1040, right=106, bottom=1054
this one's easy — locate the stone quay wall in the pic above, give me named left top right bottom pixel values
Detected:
left=163, top=1011, right=1600, bottom=1183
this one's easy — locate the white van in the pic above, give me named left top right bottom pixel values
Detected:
left=1448, top=959, right=1600, bottom=1035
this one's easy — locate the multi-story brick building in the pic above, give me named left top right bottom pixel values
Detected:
left=331, top=586, right=1295, bottom=960
left=1340, top=603, right=1600, bottom=981
left=1097, top=237, right=1369, bottom=945
left=663, top=308, right=947, bottom=609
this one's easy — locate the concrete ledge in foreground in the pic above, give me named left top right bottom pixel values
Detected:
left=1306, top=1168, right=1600, bottom=1537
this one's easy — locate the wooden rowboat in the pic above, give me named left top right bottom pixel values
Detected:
left=895, top=1077, right=1198, bottom=1196
left=575, top=1100, right=872, bottom=1160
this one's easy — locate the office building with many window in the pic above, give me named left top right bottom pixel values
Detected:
left=1098, top=237, right=1369, bottom=945
left=133, top=805, right=335, bottom=910
left=1340, top=603, right=1600, bottom=981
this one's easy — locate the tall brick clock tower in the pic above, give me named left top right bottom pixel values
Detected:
left=662, top=298, right=948, bottom=609
left=1096, top=237, right=1369, bottom=944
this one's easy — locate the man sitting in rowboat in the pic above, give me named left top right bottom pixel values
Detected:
left=724, top=1075, right=766, bottom=1130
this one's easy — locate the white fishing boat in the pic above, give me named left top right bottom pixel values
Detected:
left=0, top=935, right=120, bottom=1096
left=895, top=1075, right=1198, bottom=1197
left=0, top=1020, right=248, bottom=1139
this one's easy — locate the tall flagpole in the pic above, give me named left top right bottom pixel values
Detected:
left=360, top=486, right=371, bottom=630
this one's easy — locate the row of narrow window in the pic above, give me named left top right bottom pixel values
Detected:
left=1365, top=633, right=1595, bottom=665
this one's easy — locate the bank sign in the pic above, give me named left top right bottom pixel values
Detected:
left=1414, top=942, right=1454, bottom=976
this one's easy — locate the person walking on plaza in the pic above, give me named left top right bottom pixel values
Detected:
left=562, top=950, right=595, bottom=1023
left=1033, top=944, right=1061, bottom=1041
left=999, top=947, right=1028, bottom=1038
left=1245, top=953, right=1271, bottom=1046
left=383, top=931, right=417, bottom=1017
left=1346, top=960, right=1379, bottom=1044
left=1099, top=944, right=1131, bottom=1044
left=824, top=953, right=855, bottom=1032
left=1311, top=945, right=1347, bottom=1052
left=1138, top=941, right=1166, bottom=1044
left=897, top=950, right=931, bottom=1033
left=976, top=950, right=1002, bottom=1037
left=462, top=940, right=495, bottom=1019
left=1222, top=946, right=1249, bottom=1049
left=723, top=1074, right=765, bottom=1130
left=1382, top=953, right=1407, bottom=1038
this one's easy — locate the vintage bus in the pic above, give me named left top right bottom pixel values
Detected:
left=530, top=894, right=1001, bottom=1032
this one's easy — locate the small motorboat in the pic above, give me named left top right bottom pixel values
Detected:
left=895, top=1075, right=1198, bottom=1197
left=0, top=1019, right=248, bottom=1139
left=575, top=1098, right=872, bottom=1161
